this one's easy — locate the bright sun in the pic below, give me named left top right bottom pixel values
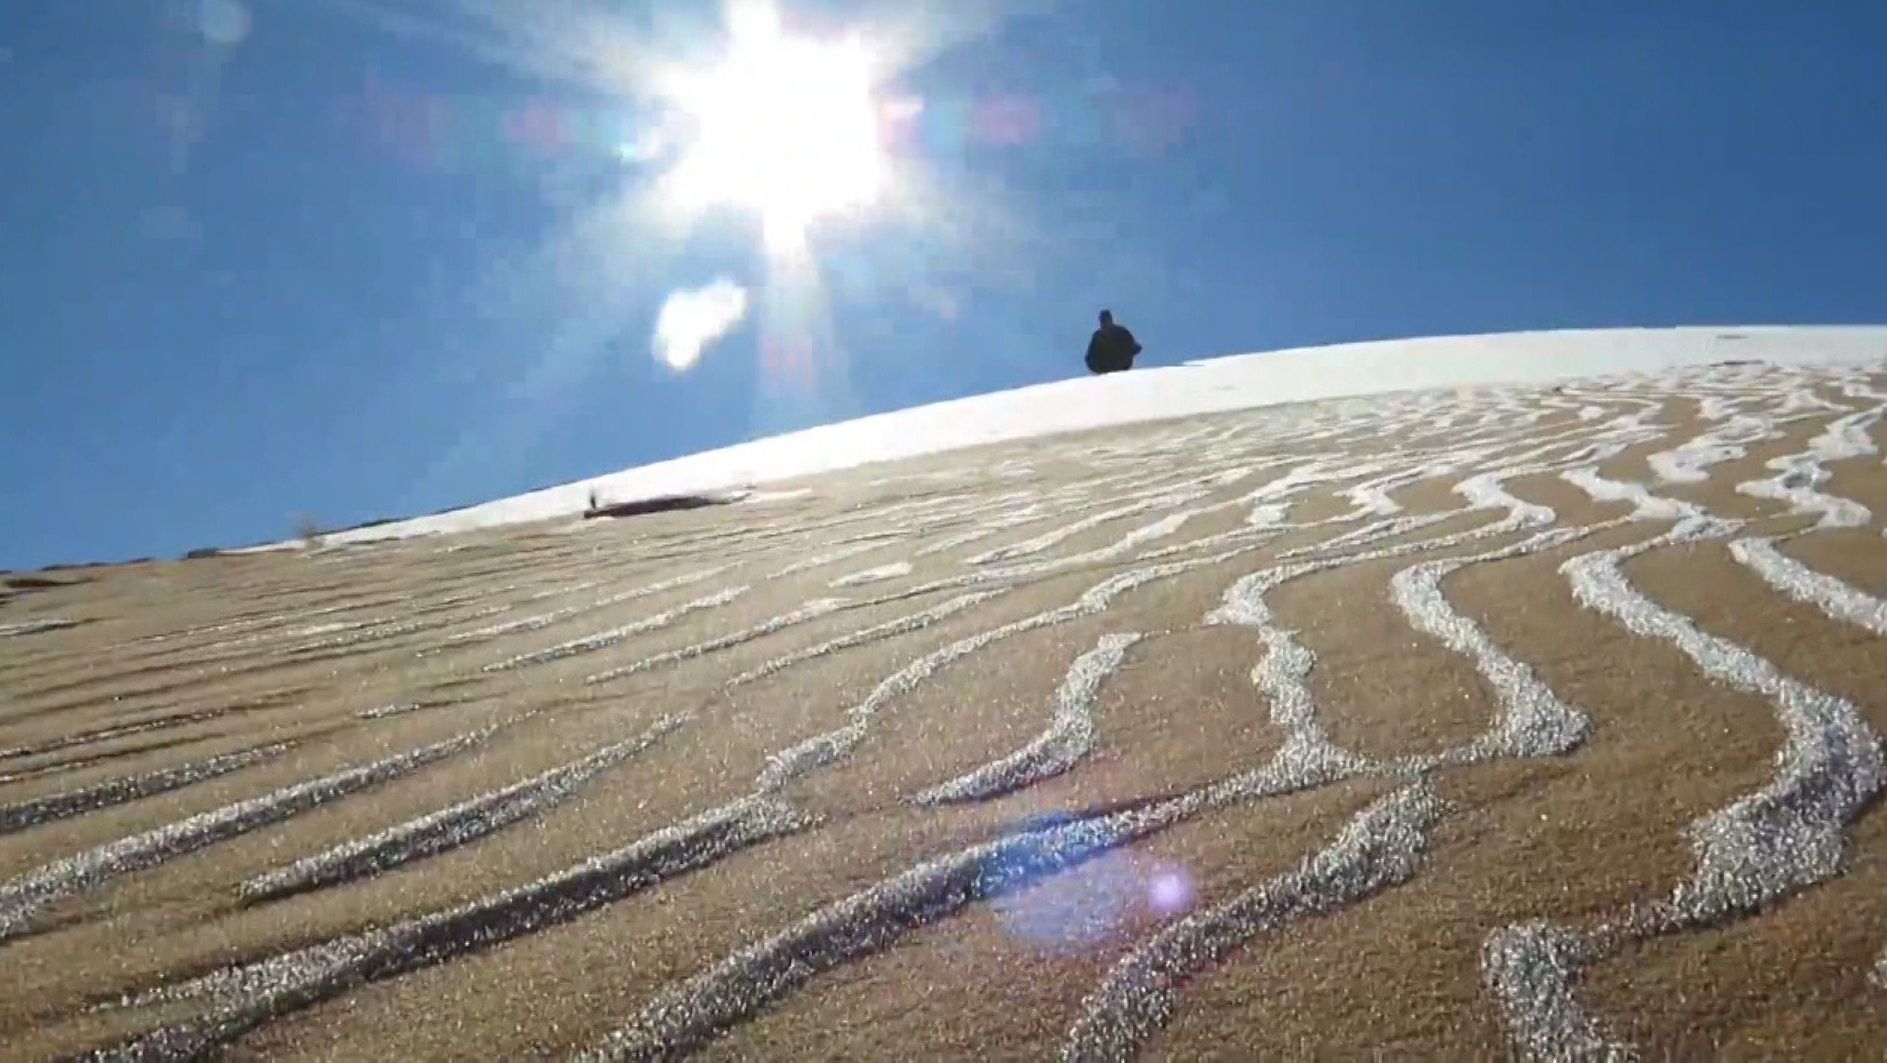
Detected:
left=665, top=3, right=888, bottom=253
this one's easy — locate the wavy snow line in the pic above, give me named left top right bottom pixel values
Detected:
left=356, top=701, right=451, bottom=720
left=0, top=735, right=233, bottom=788
left=728, top=589, right=1008, bottom=687
left=483, top=587, right=749, bottom=673
left=287, top=616, right=475, bottom=658
left=830, top=562, right=913, bottom=588
left=0, top=725, right=501, bottom=941
left=437, top=566, right=730, bottom=650
left=879, top=501, right=991, bottom=542
left=1284, top=433, right=1638, bottom=561
left=1281, top=458, right=1543, bottom=561
left=1189, top=463, right=1262, bottom=491
left=1063, top=782, right=1447, bottom=1062
left=577, top=753, right=1350, bottom=1062
left=583, top=598, right=852, bottom=685
left=278, top=589, right=540, bottom=655
left=1729, top=538, right=1887, bottom=635
left=1271, top=462, right=1603, bottom=584
left=1202, top=519, right=1602, bottom=783
left=1454, top=469, right=1557, bottom=527
left=861, top=494, right=977, bottom=525
left=1240, top=460, right=1386, bottom=528
left=1125, top=462, right=1355, bottom=563
left=1733, top=408, right=1878, bottom=530
left=103, top=796, right=810, bottom=1057
left=1562, top=467, right=1702, bottom=521
left=1776, top=385, right=1849, bottom=418
left=1696, top=394, right=1747, bottom=422
left=1023, top=467, right=1306, bottom=568
left=770, top=540, right=888, bottom=577
left=1482, top=923, right=1631, bottom=1061
left=0, top=741, right=295, bottom=836
left=1647, top=414, right=1774, bottom=484
left=240, top=716, right=684, bottom=902
left=524, top=579, right=603, bottom=601
left=910, top=633, right=1142, bottom=805
left=1728, top=533, right=1887, bottom=994
left=1810, top=402, right=1882, bottom=461
left=144, top=597, right=405, bottom=650
left=0, top=706, right=240, bottom=762
left=964, top=492, right=1207, bottom=566
left=130, top=610, right=336, bottom=647
left=1296, top=511, right=1460, bottom=557
left=1389, top=526, right=1597, bottom=764
left=1066, top=510, right=1202, bottom=563
left=1485, top=520, right=1884, bottom=1059
left=1206, top=563, right=1374, bottom=785
left=0, top=618, right=82, bottom=639
left=823, top=529, right=911, bottom=549
left=1344, top=457, right=1480, bottom=519
left=1212, top=489, right=1636, bottom=781
left=756, top=547, right=1262, bottom=793
left=914, top=506, right=1047, bottom=557
left=901, top=507, right=1218, bottom=600
left=248, top=589, right=502, bottom=656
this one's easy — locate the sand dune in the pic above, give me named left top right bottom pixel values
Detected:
left=1, top=358, right=1885, bottom=1059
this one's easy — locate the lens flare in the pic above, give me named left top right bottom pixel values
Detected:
left=991, top=837, right=1201, bottom=955
left=653, top=279, right=751, bottom=371
left=1146, top=864, right=1196, bottom=917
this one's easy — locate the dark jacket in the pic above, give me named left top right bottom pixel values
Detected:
left=1085, top=323, right=1142, bottom=374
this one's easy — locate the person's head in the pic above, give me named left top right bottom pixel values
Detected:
left=1098, top=309, right=1113, bottom=326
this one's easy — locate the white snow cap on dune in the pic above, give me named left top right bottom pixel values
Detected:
left=323, top=326, right=1887, bottom=546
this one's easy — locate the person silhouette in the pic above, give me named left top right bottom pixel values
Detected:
left=1084, top=309, right=1142, bottom=374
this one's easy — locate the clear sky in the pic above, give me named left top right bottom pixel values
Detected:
left=5, top=1, right=1886, bottom=570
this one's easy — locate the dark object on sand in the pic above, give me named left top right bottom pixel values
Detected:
left=583, top=492, right=745, bottom=520
left=1085, top=309, right=1142, bottom=375
left=2, top=574, right=83, bottom=592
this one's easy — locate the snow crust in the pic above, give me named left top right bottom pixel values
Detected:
left=319, top=326, right=1887, bottom=547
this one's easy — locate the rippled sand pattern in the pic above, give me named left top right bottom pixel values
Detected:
left=3, top=361, right=1887, bottom=1060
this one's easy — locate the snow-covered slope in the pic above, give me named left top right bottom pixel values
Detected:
left=324, top=326, right=1887, bottom=546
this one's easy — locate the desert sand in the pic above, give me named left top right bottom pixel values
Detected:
left=2, top=358, right=1885, bottom=1060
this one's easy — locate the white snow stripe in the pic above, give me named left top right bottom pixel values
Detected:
left=583, top=599, right=852, bottom=685
left=910, top=633, right=1141, bottom=805
left=1484, top=518, right=1884, bottom=1059
left=240, top=716, right=683, bottom=902
left=727, top=590, right=1008, bottom=687
left=1063, top=782, right=1447, bottom=1062
left=483, top=587, right=749, bottom=672
left=0, top=726, right=501, bottom=941
left=1729, top=538, right=1887, bottom=635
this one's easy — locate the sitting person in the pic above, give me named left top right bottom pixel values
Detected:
left=1085, top=309, right=1142, bottom=374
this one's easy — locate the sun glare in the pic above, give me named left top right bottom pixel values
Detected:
left=665, top=3, right=888, bottom=253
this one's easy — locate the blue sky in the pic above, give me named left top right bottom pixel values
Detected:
left=5, top=1, right=1886, bottom=569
